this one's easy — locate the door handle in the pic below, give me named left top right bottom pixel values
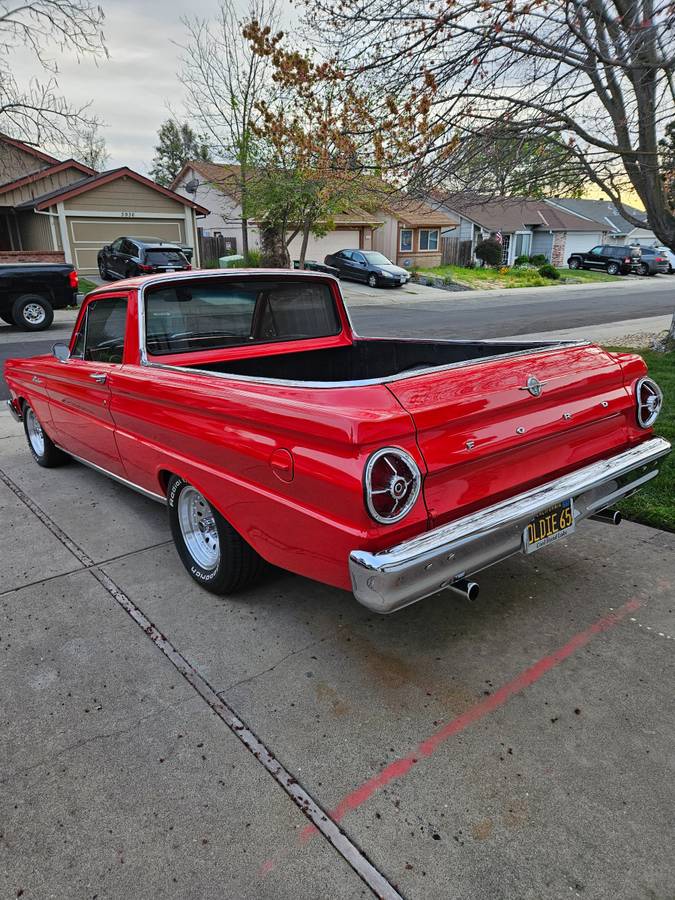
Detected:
left=89, top=372, right=107, bottom=384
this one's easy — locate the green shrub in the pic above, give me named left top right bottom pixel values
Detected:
left=538, top=263, right=560, bottom=280
left=513, top=254, right=530, bottom=267
left=244, top=249, right=261, bottom=267
left=529, top=254, right=548, bottom=266
left=475, top=238, right=503, bottom=267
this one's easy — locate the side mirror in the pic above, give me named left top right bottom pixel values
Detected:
left=52, top=342, right=70, bottom=362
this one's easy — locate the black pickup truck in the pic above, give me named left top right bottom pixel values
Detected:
left=0, top=263, right=78, bottom=330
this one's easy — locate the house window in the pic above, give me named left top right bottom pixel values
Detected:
left=419, top=228, right=439, bottom=251
left=514, top=232, right=531, bottom=259
left=399, top=229, right=413, bottom=252
left=500, top=234, right=511, bottom=264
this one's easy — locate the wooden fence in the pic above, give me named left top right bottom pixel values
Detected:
left=198, top=232, right=238, bottom=266
left=440, top=237, right=473, bottom=267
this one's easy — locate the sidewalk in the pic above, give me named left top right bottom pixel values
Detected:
left=494, top=314, right=672, bottom=346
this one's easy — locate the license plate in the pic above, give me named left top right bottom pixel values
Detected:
left=524, top=499, right=575, bottom=554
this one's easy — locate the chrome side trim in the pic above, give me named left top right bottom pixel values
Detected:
left=5, top=398, right=23, bottom=422
left=64, top=451, right=166, bottom=504
left=133, top=269, right=586, bottom=390
left=349, top=437, right=671, bottom=614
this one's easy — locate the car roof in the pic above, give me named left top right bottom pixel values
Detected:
left=122, top=236, right=184, bottom=249
left=85, top=267, right=340, bottom=295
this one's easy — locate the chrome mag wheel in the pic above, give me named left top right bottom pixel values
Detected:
left=177, top=486, right=220, bottom=571
left=23, top=303, right=46, bottom=326
left=26, top=407, right=45, bottom=456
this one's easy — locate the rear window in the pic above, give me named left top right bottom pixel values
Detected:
left=145, top=249, right=188, bottom=265
left=144, top=278, right=341, bottom=355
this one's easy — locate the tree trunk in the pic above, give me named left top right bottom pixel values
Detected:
left=241, top=217, right=250, bottom=258
left=259, top=225, right=289, bottom=267
left=239, top=176, right=250, bottom=258
left=298, top=221, right=312, bottom=269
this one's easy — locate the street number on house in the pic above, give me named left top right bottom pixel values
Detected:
left=120, top=211, right=136, bottom=218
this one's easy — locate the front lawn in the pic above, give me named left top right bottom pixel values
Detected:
left=418, top=264, right=622, bottom=289
left=608, top=348, right=674, bottom=532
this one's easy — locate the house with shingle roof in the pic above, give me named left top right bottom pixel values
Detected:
left=172, top=161, right=457, bottom=267
left=545, top=198, right=658, bottom=248
left=435, top=194, right=608, bottom=267
left=0, top=133, right=208, bottom=273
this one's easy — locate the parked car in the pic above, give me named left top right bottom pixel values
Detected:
left=98, top=237, right=191, bottom=280
left=324, top=249, right=411, bottom=287
left=632, top=247, right=670, bottom=276
left=653, top=246, right=675, bottom=273
left=4, top=271, right=669, bottom=614
left=567, top=245, right=640, bottom=275
left=0, top=262, right=78, bottom=330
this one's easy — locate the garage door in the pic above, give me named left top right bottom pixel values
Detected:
left=287, top=229, right=361, bottom=264
left=68, top=217, right=186, bottom=274
left=562, top=232, right=604, bottom=264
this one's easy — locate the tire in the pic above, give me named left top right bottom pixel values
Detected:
left=23, top=403, right=69, bottom=468
left=637, top=262, right=650, bottom=276
left=367, top=273, right=378, bottom=288
left=606, top=262, right=621, bottom=276
left=11, top=294, right=54, bottom=331
left=568, top=258, right=580, bottom=270
left=1, top=311, right=14, bottom=325
left=167, top=475, right=263, bottom=594
left=98, top=259, right=111, bottom=280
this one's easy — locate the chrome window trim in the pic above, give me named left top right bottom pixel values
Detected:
left=130, top=269, right=590, bottom=390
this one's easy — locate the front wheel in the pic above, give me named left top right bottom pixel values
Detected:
left=167, top=476, right=263, bottom=594
left=606, top=262, right=621, bottom=276
left=98, top=259, right=111, bottom=280
left=367, top=273, right=378, bottom=288
left=23, top=403, right=69, bottom=467
left=11, top=295, right=54, bottom=330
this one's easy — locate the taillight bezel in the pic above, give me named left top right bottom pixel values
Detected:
left=635, top=377, right=663, bottom=428
left=364, top=446, right=422, bottom=525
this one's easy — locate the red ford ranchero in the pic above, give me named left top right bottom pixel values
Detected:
left=4, top=270, right=670, bottom=613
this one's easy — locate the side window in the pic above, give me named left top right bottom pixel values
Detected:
left=352, top=252, right=366, bottom=264
left=82, top=298, right=128, bottom=363
left=589, top=246, right=603, bottom=256
left=341, top=250, right=353, bottom=260
left=111, top=238, right=124, bottom=252
left=121, top=240, right=137, bottom=257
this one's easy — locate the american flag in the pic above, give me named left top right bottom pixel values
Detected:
left=495, top=230, right=503, bottom=245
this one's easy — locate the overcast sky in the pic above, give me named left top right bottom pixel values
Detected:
left=9, top=0, right=269, bottom=173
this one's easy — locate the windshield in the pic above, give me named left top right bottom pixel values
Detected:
left=144, top=278, right=341, bottom=355
left=362, top=252, right=392, bottom=265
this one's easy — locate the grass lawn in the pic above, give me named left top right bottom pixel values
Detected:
left=418, top=264, right=621, bottom=289
left=608, top=348, right=674, bottom=532
left=78, top=276, right=99, bottom=295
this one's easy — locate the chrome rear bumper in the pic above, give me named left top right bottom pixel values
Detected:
left=349, top=437, right=671, bottom=614
left=5, top=398, right=22, bottom=422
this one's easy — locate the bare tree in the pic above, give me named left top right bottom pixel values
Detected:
left=179, top=0, right=279, bottom=257
left=304, top=0, right=675, bottom=250
left=0, top=0, right=106, bottom=154
left=63, top=120, right=109, bottom=170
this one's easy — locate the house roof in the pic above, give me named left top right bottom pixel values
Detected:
left=0, top=159, right=96, bottom=195
left=15, top=167, right=209, bottom=214
left=437, top=194, right=601, bottom=232
left=0, top=132, right=61, bottom=166
left=380, top=195, right=457, bottom=228
left=546, top=198, right=650, bottom=235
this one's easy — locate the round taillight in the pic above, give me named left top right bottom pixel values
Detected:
left=635, top=377, right=663, bottom=428
left=364, top=447, right=421, bottom=524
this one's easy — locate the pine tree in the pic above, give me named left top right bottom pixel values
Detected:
left=150, top=121, right=211, bottom=187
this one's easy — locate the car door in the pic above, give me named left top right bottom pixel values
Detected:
left=350, top=251, right=369, bottom=281
left=46, top=296, right=128, bottom=475
left=106, top=238, right=125, bottom=278
left=585, top=246, right=605, bottom=269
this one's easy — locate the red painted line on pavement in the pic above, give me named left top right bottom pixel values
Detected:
left=299, top=597, right=641, bottom=841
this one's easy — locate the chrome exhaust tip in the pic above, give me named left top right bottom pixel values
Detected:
left=447, top=578, right=480, bottom=602
left=590, top=508, right=622, bottom=525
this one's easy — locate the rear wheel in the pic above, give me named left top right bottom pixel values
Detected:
left=568, top=258, right=581, bottom=270
left=23, top=403, right=69, bottom=467
left=637, top=262, right=650, bottom=276
left=11, top=294, right=54, bottom=330
left=167, top=476, right=263, bottom=594
left=606, top=262, right=621, bottom=276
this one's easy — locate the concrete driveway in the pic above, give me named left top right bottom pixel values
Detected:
left=1, top=405, right=673, bottom=899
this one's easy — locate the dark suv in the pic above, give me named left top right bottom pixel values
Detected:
left=632, top=247, right=670, bottom=276
left=567, top=244, right=640, bottom=275
left=98, top=237, right=191, bottom=281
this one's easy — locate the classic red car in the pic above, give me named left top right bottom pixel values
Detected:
left=4, top=270, right=670, bottom=613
